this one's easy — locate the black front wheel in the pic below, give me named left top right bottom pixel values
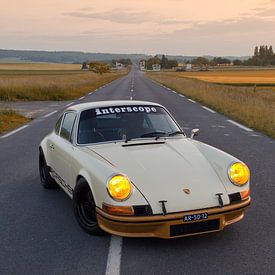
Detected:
left=73, top=178, right=105, bottom=235
left=39, top=149, right=58, bottom=189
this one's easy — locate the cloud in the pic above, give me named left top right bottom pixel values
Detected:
left=254, top=7, right=275, bottom=17
left=64, top=8, right=155, bottom=24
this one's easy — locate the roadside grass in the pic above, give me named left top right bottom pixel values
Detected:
left=146, top=72, right=275, bottom=138
left=0, top=69, right=128, bottom=101
left=0, top=110, right=30, bottom=134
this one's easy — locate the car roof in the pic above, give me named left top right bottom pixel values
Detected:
left=66, top=100, right=163, bottom=112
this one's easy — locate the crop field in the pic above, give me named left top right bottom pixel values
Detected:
left=0, top=63, right=81, bottom=71
left=146, top=71, right=275, bottom=138
left=0, top=63, right=128, bottom=133
left=174, top=69, right=275, bottom=86
left=0, top=64, right=128, bottom=101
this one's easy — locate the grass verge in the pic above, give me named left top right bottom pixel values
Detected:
left=0, top=70, right=128, bottom=101
left=0, top=110, right=30, bottom=134
left=146, top=72, right=275, bottom=138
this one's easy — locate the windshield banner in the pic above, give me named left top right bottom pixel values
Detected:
left=95, top=105, right=158, bottom=116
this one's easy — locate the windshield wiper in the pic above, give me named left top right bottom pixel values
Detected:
left=168, top=131, right=185, bottom=137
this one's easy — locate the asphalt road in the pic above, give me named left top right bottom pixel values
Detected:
left=0, top=67, right=274, bottom=275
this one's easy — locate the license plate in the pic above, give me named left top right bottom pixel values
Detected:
left=183, top=212, right=208, bottom=222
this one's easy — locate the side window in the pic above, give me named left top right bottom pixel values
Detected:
left=60, top=112, right=76, bottom=142
left=55, top=115, right=63, bottom=135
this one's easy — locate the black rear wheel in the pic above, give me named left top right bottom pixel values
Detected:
left=73, top=178, right=105, bottom=235
left=39, top=149, right=58, bottom=189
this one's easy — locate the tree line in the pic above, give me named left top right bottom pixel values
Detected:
left=146, top=55, right=178, bottom=70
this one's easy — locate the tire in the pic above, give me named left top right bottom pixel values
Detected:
left=39, top=149, right=58, bottom=189
left=73, top=178, right=106, bottom=235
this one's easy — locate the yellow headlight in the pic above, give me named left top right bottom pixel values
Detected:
left=228, top=162, right=250, bottom=186
left=107, top=175, right=132, bottom=201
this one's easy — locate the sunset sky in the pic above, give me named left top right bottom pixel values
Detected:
left=1, top=0, right=275, bottom=56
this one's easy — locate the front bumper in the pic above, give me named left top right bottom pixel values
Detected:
left=96, top=197, right=251, bottom=239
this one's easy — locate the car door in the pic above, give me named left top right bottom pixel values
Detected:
left=49, top=111, right=77, bottom=196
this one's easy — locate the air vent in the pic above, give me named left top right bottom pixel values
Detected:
left=170, top=219, right=220, bottom=237
left=122, top=141, right=165, bottom=147
left=133, top=205, right=152, bottom=216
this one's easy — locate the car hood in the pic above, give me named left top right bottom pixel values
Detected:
left=88, top=138, right=230, bottom=214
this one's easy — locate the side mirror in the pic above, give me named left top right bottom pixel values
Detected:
left=191, top=128, right=199, bottom=139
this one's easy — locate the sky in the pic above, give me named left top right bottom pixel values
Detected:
left=1, top=0, right=275, bottom=56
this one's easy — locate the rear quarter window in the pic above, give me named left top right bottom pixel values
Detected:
left=60, top=112, right=77, bottom=141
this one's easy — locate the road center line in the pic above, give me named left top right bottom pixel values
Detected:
left=227, top=119, right=253, bottom=132
left=202, top=106, right=216, bottom=113
left=105, top=236, right=123, bottom=275
left=1, top=125, right=29, bottom=138
left=188, top=99, right=196, bottom=103
left=43, top=110, right=58, bottom=118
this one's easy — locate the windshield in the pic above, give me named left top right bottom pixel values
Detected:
left=77, top=105, right=183, bottom=144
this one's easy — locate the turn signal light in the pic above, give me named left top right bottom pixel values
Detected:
left=102, top=203, right=134, bottom=216
left=240, top=189, right=250, bottom=200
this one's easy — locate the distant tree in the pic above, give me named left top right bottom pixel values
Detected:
left=166, top=59, right=178, bottom=69
left=89, top=61, right=110, bottom=74
left=192, top=57, right=209, bottom=67
left=254, top=46, right=259, bottom=57
left=233, top=59, right=243, bottom=66
left=146, top=56, right=161, bottom=70
left=160, top=55, right=168, bottom=69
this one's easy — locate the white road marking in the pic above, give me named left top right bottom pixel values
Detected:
left=105, top=236, right=123, bottom=275
left=88, top=92, right=93, bottom=95
left=79, top=96, right=85, bottom=100
left=179, top=94, right=185, bottom=98
left=94, top=89, right=98, bottom=92
left=1, top=125, right=29, bottom=138
left=227, top=119, right=253, bottom=132
left=130, top=89, right=134, bottom=92
left=188, top=99, right=196, bottom=103
left=202, top=106, right=216, bottom=113
left=130, top=96, right=133, bottom=100
left=166, top=88, right=171, bottom=91
left=65, top=102, right=74, bottom=107
left=43, top=110, right=58, bottom=118
left=172, top=91, right=177, bottom=94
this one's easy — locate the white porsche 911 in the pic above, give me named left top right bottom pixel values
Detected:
left=39, top=100, right=251, bottom=238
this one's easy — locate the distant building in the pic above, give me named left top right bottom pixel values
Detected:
left=186, top=64, right=192, bottom=71
left=115, top=62, right=124, bottom=70
left=139, top=60, right=146, bottom=70
left=81, top=62, right=89, bottom=70
left=152, top=64, right=161, bottom=71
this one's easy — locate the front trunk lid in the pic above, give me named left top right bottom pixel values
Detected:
left=89, top=138, right=229, bottom=214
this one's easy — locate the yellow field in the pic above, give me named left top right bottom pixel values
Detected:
left=177, top=70, right=275, bottom=84
left=0, top=66, right=128, bottom=101
left=146, top=71, right=275, bottom=138
left=0, top=63, right=81, bottom=71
